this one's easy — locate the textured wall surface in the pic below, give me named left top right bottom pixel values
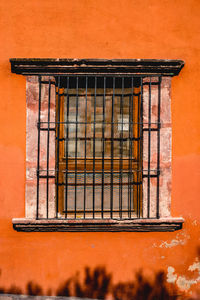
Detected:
left=0, top=0, right=200, bottom=297
left=26, top=76, right=56, bottom=218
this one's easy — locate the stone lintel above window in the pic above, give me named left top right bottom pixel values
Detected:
left=10, top=58, right=184, bottom=76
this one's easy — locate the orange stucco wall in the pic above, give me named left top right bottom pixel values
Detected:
left=0, top=0, right=200, bottom=296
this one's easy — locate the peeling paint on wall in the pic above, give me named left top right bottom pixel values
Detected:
left=167, top=266, right=177, bottom=283
left=152, top=229, right=190, bottom=249
left=167, top=258, right=200, bottom=291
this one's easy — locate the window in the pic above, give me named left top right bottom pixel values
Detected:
left=11, top=59, right=184, bottom=231
left=56, top=77, right=142, bottom=220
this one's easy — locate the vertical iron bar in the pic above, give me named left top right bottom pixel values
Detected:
left=101, top=77, right=106, bottom=219
left=129, top=77, right=134, bottom=218
left=93, top=77, right=97, bottom=218
left=119, top=77, right=124, bottom=219
left=56, top=76, right=61, bottom=218
left=139, top=77, right=144, bottom=218
left=147, top=77, right=151, bottom=218
left=46, top=77, right=51, bottom=219
left=83, top=76, right=88, bottom=219
left=156, top=76, right=162, bottom=218
left=128, top=84, right=131, bottom=218
left=36, top=76, right=42, bottom=219
left=74, top=76, right=79, bottom=219
left=136, top=85, right=140, bottom=218
left=110, top=77, right=115, bottom=218
left=65, top=76, right=70, bottom=218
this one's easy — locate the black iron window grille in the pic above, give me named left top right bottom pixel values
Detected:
left=36, top=75, right=161, bottom=220
left=10, top=58, right=184, bottom=231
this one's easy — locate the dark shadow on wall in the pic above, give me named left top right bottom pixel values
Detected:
left=56, top=266, right=178, bottom=299
left=112, top=270, right=177, bottom=300
left=197, top=245, right=200, bottom=259
left=56, top=266, right=111, bottom=299
left=0, top=281, right=43, bottom=296
left=1, top=244, right=200, bottom=300
left=0, top=246, right=200, bottom=299
left=0, top=266, right=180, bottom=299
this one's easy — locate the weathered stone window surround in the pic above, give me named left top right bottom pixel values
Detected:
left=10, top=59, right=184, bottom=232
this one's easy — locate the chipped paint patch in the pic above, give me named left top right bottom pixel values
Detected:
left=167, top=267, right=177, bottom=283
left=160, top=239, right=185, bottom=248
left=159, top=230, right=190, bottom=248
left=188, top=260, right=200, bottom=272
left=167, top=258, right=200, bottom=291
left=176, top=276, right=197, bottom=291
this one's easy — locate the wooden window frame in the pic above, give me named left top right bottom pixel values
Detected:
left=56, top=83, right=142, bottom=219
